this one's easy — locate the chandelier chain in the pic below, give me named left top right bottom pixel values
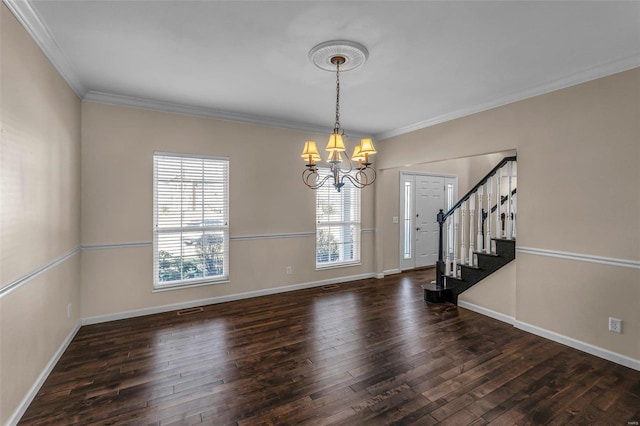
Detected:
left=334, top=61, right=340, bottom=131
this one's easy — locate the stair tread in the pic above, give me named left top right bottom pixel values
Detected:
left=492, top=237, right=516, bottom=242
left=422, top=282, right=449, bottom=291
left=442, top=272, right=462, bottom=277
left=475, top=251, right=501, bottom=257
left=459, top=263, right=481, bottom=270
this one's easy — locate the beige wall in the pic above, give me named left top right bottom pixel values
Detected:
left=377, top=68, right=640, bottom=359
left=80, top=102, right=375, bottom=319
left=458, top=262, right=516, bottom=318
left=0, top=4, right=81, bottom=424
left=2, top=3, right=638, bottom=421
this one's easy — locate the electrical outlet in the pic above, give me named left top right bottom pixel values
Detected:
left=608, top=317, right=622, bottom=333
left=67, top=303, right=72, bottom=319
left=286, top=266, right=292, bottom=275
left=392, top=216, right=399, bottom=224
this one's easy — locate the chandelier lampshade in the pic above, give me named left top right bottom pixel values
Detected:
left=351, top=145, right=365, bottom=162
left=301, top=141, right=321, bottom=165
left=359, top=138, right=377, bottom=155
left=326, top=133, right=346, bottom=152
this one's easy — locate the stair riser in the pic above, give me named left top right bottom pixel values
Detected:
left=494, top=239, right=516, bottom=258
left=458, top=266, right=496, bottom=283
left=440, top=239, right=516, bottom=299
left=476, top=255, right=511, bottom=271
left=446, top=257, right=513, bottom=296
left=423, top=287, right=452, bottom=303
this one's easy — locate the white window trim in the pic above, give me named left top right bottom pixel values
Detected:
left=153, top=152, right=230, bottom=290
left=316, top=260, right=362, bottom=271
left=152, top=277, right=229, bottom=293
left=315, top=168, right=361, bottom=269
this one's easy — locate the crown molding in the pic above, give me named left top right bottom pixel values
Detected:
left=6, top=0, right=637, bottom=141
left=3, top=0, right=86, bottom=97
left=83, top=91, right=368, bottom=137
left=374, top=53, right=640, bottom=141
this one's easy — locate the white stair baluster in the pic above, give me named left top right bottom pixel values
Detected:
left=485, top=176, right=492, bottom=253
left=460, top=200, right=466, bottom=267
left=468, top=193, right=475, bottom=266
left=506, top=161, right=513, bottom=240
left=476, top=185, right=484, bottom=256
left=453, top=209, right=459, bottom=277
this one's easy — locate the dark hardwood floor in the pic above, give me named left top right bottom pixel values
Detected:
left=20, top=269, right=640, bottom=425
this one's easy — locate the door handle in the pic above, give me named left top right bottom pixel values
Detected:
left=416, top=227, right=421, bottom=231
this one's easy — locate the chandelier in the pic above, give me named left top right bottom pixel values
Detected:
left=301, top=41, right=376, bottom=192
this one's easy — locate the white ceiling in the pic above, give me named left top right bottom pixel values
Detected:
left=8, top=0, right=640, bottom=139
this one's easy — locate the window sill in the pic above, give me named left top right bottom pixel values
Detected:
left=153, top=277, right=229, bottom=292
left=316, top=262, right=361, bottom=271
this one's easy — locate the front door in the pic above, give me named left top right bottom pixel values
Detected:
left=400, top=173, right=457, bottom=270
left=415, top=175, right=444, bottom=268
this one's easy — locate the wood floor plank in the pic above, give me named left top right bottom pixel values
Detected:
left=17, top=268, right=640, bottom=425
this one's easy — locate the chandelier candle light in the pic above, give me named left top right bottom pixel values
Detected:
left=301, top=41, right=376, bottom=192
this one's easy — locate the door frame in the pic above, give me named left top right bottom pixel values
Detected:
left=399, top=172, right=458, bottom=271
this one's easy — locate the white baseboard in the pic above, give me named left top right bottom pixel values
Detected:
left=82, top=273, right=377, bottom=325
left=457, top=301, right=516, bottom=325
left=7, top=320, right=82, bottom=426
left=457, top=301, right=640, bottom=372
left=373, top=269, right=402, bottom=279
left=514, top=320, right=640, bottom=372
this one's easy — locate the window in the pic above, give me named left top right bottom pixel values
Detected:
left=315, top=169, right=361, bottom=268
left=446, top=182, right=454, bottom=254
left=153, top=153, right=229, bottom=289
left=403, top=180, right=412, bottom=260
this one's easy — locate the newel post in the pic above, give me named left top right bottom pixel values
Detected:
left=436, top=209, right=445, bottom=288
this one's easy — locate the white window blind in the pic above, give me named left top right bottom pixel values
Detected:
left=153, top=153, right=229, bottom=289
left=315, top=169, right=361, bottom=268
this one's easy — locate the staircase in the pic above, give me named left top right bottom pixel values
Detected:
left=423, top=156, right=517, bottom=304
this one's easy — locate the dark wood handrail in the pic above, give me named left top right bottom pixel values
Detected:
left=490, top=188, right=517, bottom=213
left=435, top=155, right=517, bottom=288
left=481, top=188, right=518, bottom=242
left=440, top=156, right=516, bottom=222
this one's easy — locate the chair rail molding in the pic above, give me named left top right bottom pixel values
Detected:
left=0, top=246, right=81, bottom=298
left=516, top=246, right=640, bottom=269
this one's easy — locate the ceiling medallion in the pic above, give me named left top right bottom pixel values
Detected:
left=308, top=40, right=369, bottom=72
